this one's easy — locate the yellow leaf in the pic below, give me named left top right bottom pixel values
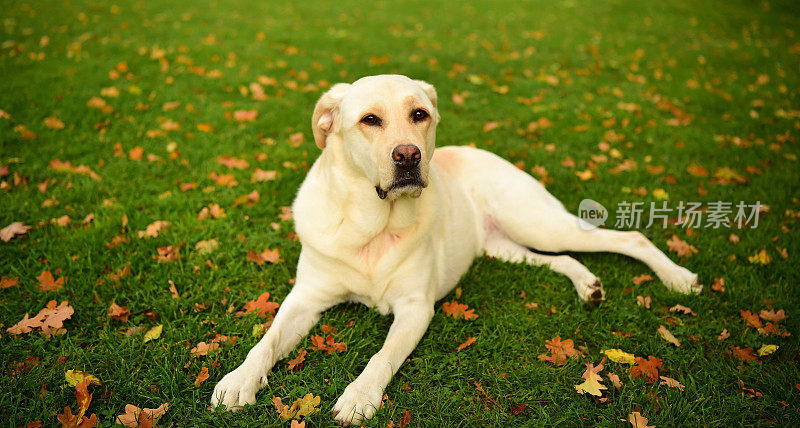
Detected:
left=575, top=376, right=606, bottom=396
left=604, top=349, right=636, bottom=365
left=757, top=344, right=778, bottom=356
left=144, top=324, right=163, bottom=343
left=657, top=325, right=681, bottom=347
left=65, top=370, right=101, bottom=387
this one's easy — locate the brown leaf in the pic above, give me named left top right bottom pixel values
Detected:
left=44, top=117, right=65, bottom=129
left=711, top=277, right=725, bottom=293
left=659, top=376, right=685, bottom=391
left=154, top=246, right=180, bottom=263
left=287, top=349, right=307, bottom=371
left=657, top=325, right=681, bottom=347
left=717, top=329, right=730, bottom=341
left=251, top=168, right=277, bottom=182
left=109, top=303, right=130, bottom=322
left=115, top=403, right=169, bottom=427
left=456, top=337, right=476, bottom=352
left=243, top=292, right=280, bottom=318
left=441, top=301, right=478, bottom=320
left=137, top=221, right=170, bottom=239
left=233, top=110, right=258, bottom=122
left=1, top=222, right=31, bottom=242
left=190, top=342, right=220, bottom=357
left=624, top=411, right=654, bottom=428
left=607, top=372, right=622, bottom=388
left=730, top=346, right=757, bottom=363
left=669, top=304, right=696, bottom=316
left=537, top=336, right=581, bottom=366
left=666, top=235, right=698, bottom=258
left=632, top=274, right=653, bottom=286
left=247, top=249, right=282, bottom=265
left=630, top=356, right=662, bottom=383
left=194, top=367, right=210, bottom=387
left=1, top=276, right=19, bottom=289
left=636, top=295, right=651, bottom=309
left=759, top=309, right=787, bottom=323
left=216, top=155, right=249, bottom=169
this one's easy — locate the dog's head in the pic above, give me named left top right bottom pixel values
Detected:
left=312, top=75, right=440, bottom=200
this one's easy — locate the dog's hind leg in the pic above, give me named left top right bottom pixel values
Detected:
left=483, top=235, right=605, bottom=303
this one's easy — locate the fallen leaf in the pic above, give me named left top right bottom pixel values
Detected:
left=233, top=110, right=258, bottom=122
left=603, top=349, right=636, bottom=365
left=630, top=356, right=662, bottom=383
left=667, top=235, right=698, bottom=257
left=195, top=239, right=219, bottom=255
left=730, top=346, right=757, bottom=363
left=44, top=117, right=65, bottom=129
left=711, top=277, right=725, bottom=293
left=632, top=274, right=653, bottom=285
left=108, top=303, right=130, bottom=322
left=1, top=222, right=31, bottom=242
left=143, top=325, right=163, bottom=343
left=190, top=341, right=220, bottom=357
left=757, top=344, right=778, bottom=357
left=575, top=363, right=607, bottom=396
left=310, top=334, right=347, bottom=354
left=197, top=204, right=226, bottom=220
left=538, top=336, right=581, bottom=366
left=607, top=372, right=622, bottom=388
left=441, top=301, right=478, bottom=320
left=717, top=329, right=730, bottom=341
left=65, top=370, right=101, bottom=387
left=748, top=249, right=771, bottom=265
left=115, top=403, right=169, bottom=427
left=247, top=249, right=282, bottom=265
left=7, top=300, right=74, bottom=337
left=659, top=376, right=685, bottom=391
left=137, top=221, right=170, bottom=239
left=624, top=411, right=654, bottom=428
left=1, top=276, right=19, bottom=289
left=251, top=169, right=277, bottom=182
left=216, top=155, right=249, bottom=169
left=456, top=337, right=476, bottom=352
left=636, top=295, right=651, bottom=309
left=287, top=349, right=307, bottom=371
left=669, top=304, right=696, bottom=316
left=759, top=309, right=787, bottom=323
left=275, top=393, right=320, bottom=420
left=194, top=367, right=210, bottom=387
left=243, top=292, right=280, bottom=318
left=658, top=325, right=681, bottom=347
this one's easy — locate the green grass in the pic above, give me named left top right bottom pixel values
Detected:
left=2, top=0, right=799, bottom=426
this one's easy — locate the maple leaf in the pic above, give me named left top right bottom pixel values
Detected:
left=441, top=301, right=478, bottom=320
left=190, top=341, right=220, bottom=357
left=247, top=249, right=283, bottom=265
left=623, top=411, right=654, bottom=428
left=657, top=325, right=681, bottom=347
left=108, top=303, right=130, bottom=322
left=666, top=235, right=698, bottom=257
left=575, top=363, right=607, bottom=397
left=759, top=309, right=787, bottom=323
left=137, top=221, right=170, bottom=238
left=730, top=346, right=757, bottom=363
left=243, top=292, right=280, bottom=317
left=659, top=376, right=685, bottom=391
left=538, top=336, right=581, bottom=366
left=287, top=348, right=307, bottom=371
left=632, top=274, right=653, bottom=286
left=216, top=155, right=249, bottom=169
left=456, top=337, right=476, bottom=352
left=1, top=276, right=19, bottom=289
left=604, top=349, right=636, bottom=365
left=1, top=222, right=31, bottom=242
left=194, top=367, right=210, bottom=387
left=65, top=370, right=101, bottom=387
left=115, top=403, right=169, bottom=427
left=630, top=356, right=662, bottom=383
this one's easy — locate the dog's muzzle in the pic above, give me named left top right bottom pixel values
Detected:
left=375, top=145, right=426, bottom=199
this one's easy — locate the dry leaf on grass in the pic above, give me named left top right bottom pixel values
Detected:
left=441, top=301, right=478, bottom=320
left=1, top=222, right=30, bottom=242
left=115, top=403, right=169, bottom=427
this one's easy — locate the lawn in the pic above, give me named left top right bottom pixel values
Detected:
left=1, top=0, right=799, bottom=426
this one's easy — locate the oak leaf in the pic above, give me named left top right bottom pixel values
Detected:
left=575, top=363, right=607, bottom=397
left=632, top=274, right=653, bottom=286
left=137, top=221, right=170, bottom=238
left=659, top=376, right=685, bottom=391
left=1, top=222, right=30, bottom=242
left=730, top=346, right=757, bottom=363
left=657, top=325, right=681, bottom=347
left=287, top=349, right=307, bottom=371
left=247, top=249, right=282, bottom=265
left=109, top=303, right=130, bottom=322
left=666, top=235, right=698, bottom=257
left=538, top=336, right=581, bottom=366
left=630, top=356, right=662, bottom=383
left=243, top=292, right=280, bottom=317
left=456, top=337, right=476, bottom=352
left=603, top=349, right=636, bottom=365
left=759, top=309, right=786, bottom=323
left=1, top=276, right=19, bottom=289
left=115, top=403, right=169, bottom=427
left=623, top=411, right=654, bottom=428
left=441, top=301, right=478, bottom=320
left=194, top=367, right=210, bottom=387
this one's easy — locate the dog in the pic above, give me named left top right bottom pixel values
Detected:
left=211, top=74, right=701, bottom=424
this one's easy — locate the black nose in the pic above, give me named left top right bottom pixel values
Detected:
left=392, top=145, right=421, bottom=168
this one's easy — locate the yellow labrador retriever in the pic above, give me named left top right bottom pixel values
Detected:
left=211, top=74, right=700, bottom=424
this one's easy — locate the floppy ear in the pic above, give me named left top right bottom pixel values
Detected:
left=311, top=83, right=351, bottom=149
left=414, top=79, right=440, bottom=121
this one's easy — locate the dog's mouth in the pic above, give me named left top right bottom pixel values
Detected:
left=376, top=170, right=426, bottom=200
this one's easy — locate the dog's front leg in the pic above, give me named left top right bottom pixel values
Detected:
left=333, top=296, right=434, bottom=425
left=212, top=285, right=339, bottom=410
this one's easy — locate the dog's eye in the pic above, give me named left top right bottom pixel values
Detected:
left=360, top=114, right=381, bottom=126
left=412, top=109, right=429, bottom=122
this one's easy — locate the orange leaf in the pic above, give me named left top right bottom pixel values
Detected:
left=456, top=337, right=476, bottom=352
left=194, top=367, right=209, bottom=387
left=287, top=349, right=307, bottom=371
left=1, top=276, right=19, bottom=289
left=247, top=249, right=282, bottom=265
left=243, top=292, right=280, bottom=318
left=441, top=301, right=478, bottom=320
left=109, top=303, right=130, bottom=322
left=630, top=356, right=662, bottom=383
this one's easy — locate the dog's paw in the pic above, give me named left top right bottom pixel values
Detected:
left=661, top=267, right=702, bottom=295
left=332, top=382, right=383, bottom=425
left=210, top=364, right=266, bottom=411
left=581, top=278, right=605, bottom=305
